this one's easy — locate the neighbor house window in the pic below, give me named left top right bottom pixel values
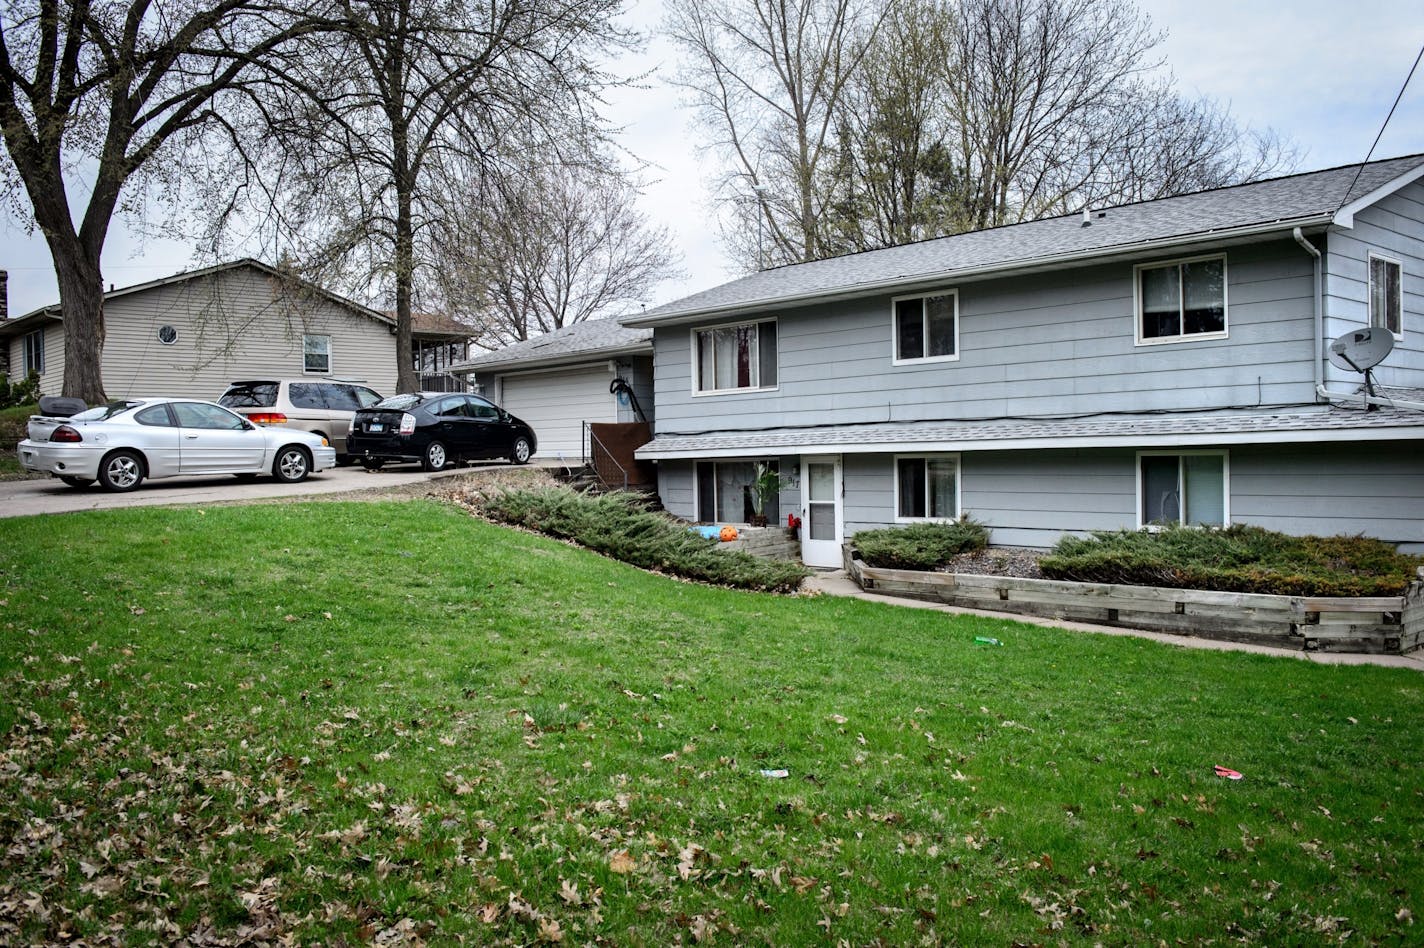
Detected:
left=895, top=455, right=959, bottom=520
left=893, top=291, right=958, bottom=362
left=1370, top=254, right=1402, bottom=337
left=694, top=319, right=777, bottom=393
left=303, top=334, right=331, bottom=373
left=23, top=329, right=44, bottom=376
left=696, top=460, right=779, bottom=523
left=1138, top=451, right=1228, bottom=528
left=1136, top=255, right=1227, bottom=343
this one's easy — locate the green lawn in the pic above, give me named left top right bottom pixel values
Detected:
left=1, top=501, right=1420, bottom=944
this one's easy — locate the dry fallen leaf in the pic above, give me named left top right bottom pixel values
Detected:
left=609, top=849, right=636, bottom=874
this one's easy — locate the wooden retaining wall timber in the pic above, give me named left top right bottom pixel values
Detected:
left=843, top=550, right=1424, bottom=655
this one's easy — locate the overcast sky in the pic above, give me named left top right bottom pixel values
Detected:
left=4, top=0, right=1422, bottom=320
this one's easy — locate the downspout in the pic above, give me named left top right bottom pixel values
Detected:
left=1294, top=226, right=1424, bottom=412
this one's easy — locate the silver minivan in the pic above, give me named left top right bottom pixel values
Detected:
left=219, top=379, right=383, bottom=461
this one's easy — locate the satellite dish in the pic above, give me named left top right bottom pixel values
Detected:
left=1328, top=326, right=1394, bottom=373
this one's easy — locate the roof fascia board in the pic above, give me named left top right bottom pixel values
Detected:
left=623, top=216, right=1333, bottom=328
left=636, top=421, right=1424, bottom=459
left=0, top=308, right=62, bottom=333
left=452, top=341, right=653, bottom=375
left=1332, top=161, right=1424, bottom=227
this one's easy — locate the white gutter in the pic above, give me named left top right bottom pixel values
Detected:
left=626, top=215, right=1335, bottom=328
left=1294, top=227, right=1424, bottom=413
left=1292, top=228, right=1326, bottom=398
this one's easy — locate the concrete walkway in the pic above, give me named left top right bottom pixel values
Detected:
left=803, top=569, right=1424, bottom=672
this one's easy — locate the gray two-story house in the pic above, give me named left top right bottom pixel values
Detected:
left=625, top=155, right=1424, bottom=566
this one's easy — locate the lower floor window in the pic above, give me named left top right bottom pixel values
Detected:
left=697, top=460, right=780, bottom=523
left=896, top=456, right=958, bottom=519
left=1139, top=452, right=1227, bottom=527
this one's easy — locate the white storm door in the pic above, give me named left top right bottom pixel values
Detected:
left=800, top=455, right=843, bottom=568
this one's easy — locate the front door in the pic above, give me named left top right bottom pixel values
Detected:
left=800, top=455, right=843, bottom=568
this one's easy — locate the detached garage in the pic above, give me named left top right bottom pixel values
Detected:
left=452, top=320, right=654, bottom=462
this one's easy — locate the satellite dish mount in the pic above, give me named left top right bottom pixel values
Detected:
left=1327, top=327, right=1395, bottom=411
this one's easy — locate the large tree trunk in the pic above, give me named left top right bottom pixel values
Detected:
left=46, top=234, right=108, bottom=404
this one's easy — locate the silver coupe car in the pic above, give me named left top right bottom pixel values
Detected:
left=19, top=397, right=338, bottom=492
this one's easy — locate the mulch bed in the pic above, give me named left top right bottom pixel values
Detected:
left=936, top=547, right=1047, bottom=579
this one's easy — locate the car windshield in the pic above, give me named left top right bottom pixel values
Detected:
left=219, top=382, right=279, bottom=408
left=72, top=401, right=143, bottom=422
left=372, top=393, right=424, bottom=411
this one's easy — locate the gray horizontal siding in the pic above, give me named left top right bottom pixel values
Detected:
left=1229, top=443, right=1423, bottom=550
left=1324, top=179, right=1423, bottom=389
left=783, top=445, right=1424, bottom=553
left=653, top=239, right=1318, bottom=436
left=657, top=460, right=696, bottom=520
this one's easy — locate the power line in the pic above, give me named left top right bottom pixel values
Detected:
left=1339, top=41, right=1424, bottom=210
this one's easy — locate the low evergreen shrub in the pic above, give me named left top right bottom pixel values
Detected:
left=1039, top=524, right=1424, bottom=597
left=851, top=518, right=990, bottom=571
left=484, top=487, right=810, bottom=593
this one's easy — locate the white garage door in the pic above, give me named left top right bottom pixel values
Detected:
left=499, top=364, right=618, bottom=460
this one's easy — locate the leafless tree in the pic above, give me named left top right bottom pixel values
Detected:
left=944, top=0, right=1293, bottom=228
left=217, top=0, right=634, bottom=391
left=434, top=158, right=682, bottom=348
left=0, top=0, right=318, bottom=402
left=666, top=0, right=884, bottom=268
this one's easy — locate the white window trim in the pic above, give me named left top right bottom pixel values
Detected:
left=1135, top=449, right=1230, bottom=529
left=302, top=333, right=332, bottom=375
left=1368, top=252, right=1404, bottom=340
left=1133, top=253, right=1230, bottom=347
left=23, top=328, right=44, bottom=375
left=891, top=289, right=961, bottom=365
left=893, top=452, right=962, bottom=522
left=689, top=317, right=779, bottom=397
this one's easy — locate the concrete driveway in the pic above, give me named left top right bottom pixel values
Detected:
left=0, top=462, right=458, bottom=518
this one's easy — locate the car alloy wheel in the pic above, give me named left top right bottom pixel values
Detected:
left=273, top=446, right=311, bottom=483
left=98, top=450, right=144, bottom=492
left=423, top=441, right=448, bottom=472
left=510, top=436, right=532, bottom=465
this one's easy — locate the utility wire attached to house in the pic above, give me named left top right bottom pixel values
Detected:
left=1338, top=41, right=1424, bottom=211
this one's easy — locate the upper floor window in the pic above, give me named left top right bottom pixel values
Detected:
left=694, top=319, right=777, bottom=394
left=23, top=329, right=44, bottom=375
left=303, top=334, right=331, bottom=374
left=893, top=291, right=958, bottom=363
left=1369, top=254, right=1402, bottom=337
left=1136, top=255, right=1227, bottom=344
left=1138, top=451, right=1228, bottom=528
left=895, top=455, right=959, bottom=520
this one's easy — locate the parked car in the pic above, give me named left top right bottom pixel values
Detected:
left=218, top=379, right=383, bottom=461
left=347, top=392, right=536, bottom=471
left=19, top=397, right=337, bottom=492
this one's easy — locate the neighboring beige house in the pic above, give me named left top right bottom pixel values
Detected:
left=0, top=259, right=400, bottom=400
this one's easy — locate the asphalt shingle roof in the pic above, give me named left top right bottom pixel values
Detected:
left=626, top=155, right=1424, bottom=326
left=637, top=400, right=1424, bottom=458
left=454, top=319, right=652, bottom=373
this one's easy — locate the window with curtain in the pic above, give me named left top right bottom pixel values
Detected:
left=894, top=291, right=957, bottom=361
left=896, top=456, right=959, bottom=519
left=303, top=334, right=332, bottom=373
left=1138, top=256, right=1226, bottom=342
left=696, top=460, right=780, bottom=523
left=1370, top=255, right=1402, bottom=336
left=695, top=320, right=777, bottom=393
left=1139, top=452, right=1226, bottom=527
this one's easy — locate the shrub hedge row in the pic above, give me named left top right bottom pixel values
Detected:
left=851, top=519, right=990, bottom=571
left=483, top=487, right=811, bottom=593
left=1039, top=525, right=1424, bottom=597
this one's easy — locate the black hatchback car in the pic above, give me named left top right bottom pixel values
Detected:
left=347, top=392, right=537, bottom=471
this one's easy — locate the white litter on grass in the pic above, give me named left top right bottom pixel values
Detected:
left=759, top=769, right=789, bottom=779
